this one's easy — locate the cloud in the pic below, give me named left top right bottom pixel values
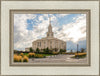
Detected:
left=54, top=14, right=86, bottom=43
left=14, top=14, right=37, bottom=50
left=14, top=14, right=86, bottom=51
left=38, top=16, right=44, bottom=21
left=67, top=40, right=86, bottom=52
left=14, top=14, right=51, bottom=50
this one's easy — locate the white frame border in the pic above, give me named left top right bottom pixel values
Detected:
left=1, top=1, right=99, bottom=75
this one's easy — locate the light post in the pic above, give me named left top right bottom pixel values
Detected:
left=76, top=44, right=79, bottom=59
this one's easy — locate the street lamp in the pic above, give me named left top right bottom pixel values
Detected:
left=76, top=44, right=79, bottom=59
left=76, top=38, right=84, bottom=59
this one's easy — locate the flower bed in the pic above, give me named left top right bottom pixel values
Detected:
left=28, top=53, right=35, bottom=58
left=75, top=53, right=86, bottom=58
left=52, top=52, right=59, bottom=55
left=14, top=54, right=22, bottom=62
left=13, top=54, right=29, bottom=62
left=23, top=56, right=29, bottom=62
left=20, top=53, right=24, bottom=57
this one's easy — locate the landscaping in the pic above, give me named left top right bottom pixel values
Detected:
left=13, top=47, right=66, bottom=62
left=13, top=48, right=86, bottom=62
left=14, top=54, right=28, bottom=62
left=71, top=52, right=87, bottom=58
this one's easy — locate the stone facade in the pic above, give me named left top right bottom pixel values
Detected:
left=32, top=18, right=66, bottom=52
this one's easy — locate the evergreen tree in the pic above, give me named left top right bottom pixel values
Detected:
left=30, top=47, right=33, bottom=52
left=36, top=48, right=40, bottom=53
left=46, top=47, right=49, bottom=54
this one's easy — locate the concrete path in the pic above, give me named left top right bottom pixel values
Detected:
left=28, top=54, right=87, bottom=64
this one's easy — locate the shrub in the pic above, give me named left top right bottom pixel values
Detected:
left=18, top=56, right=22, bottom=62
left=61, top=52, right=66, bottom=54
left=14, top=54, right=22, bottom=62
left=81, top=48, right=85, bottom=53
left=60, top=49, right=66, bottom=54
left=23, top=56, right=29, bottom=62
left=20, top=53, right=24, bottom=57
left=75, top=53, right=86, bottom=58
left=75, top=53, right=86, bottom=56
left=28, top=53, right=35, bottom=58
left=52, top=52, right=58, bottom=55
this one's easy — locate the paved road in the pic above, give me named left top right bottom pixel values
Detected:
left=28, top=54, right=88, bottom=64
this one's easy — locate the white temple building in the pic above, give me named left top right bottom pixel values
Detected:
left=32, top=18, right=66, bottom=52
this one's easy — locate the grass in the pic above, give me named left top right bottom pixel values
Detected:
left=36, top=54, right=53, bottom=56
left=15, top=52, right=60, bottom=59
left=23, top=53, right=54, bottom=56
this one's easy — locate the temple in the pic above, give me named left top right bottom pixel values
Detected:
left=32, top=18, right=66, bottom=52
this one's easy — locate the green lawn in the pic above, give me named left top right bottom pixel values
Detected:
left=24, top=53, right=28, bottom=55
left=36, top=54, right=54, bottom=56
left=23, top=53, right=54, bottom=57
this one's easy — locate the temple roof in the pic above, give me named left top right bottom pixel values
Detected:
left=33, top=37, right=65, bottom=43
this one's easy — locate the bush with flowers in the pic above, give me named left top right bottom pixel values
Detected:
left=23, top=56, right=29, bottom=62
left=20, top=53, right=24, bottom=57
left=14, top=54, right=22, bottom=62
left=28, top=53, right=35, bottom=58
left=75, top=53, right=86, bottom=58
left=52, top=52, right=59, bottom=55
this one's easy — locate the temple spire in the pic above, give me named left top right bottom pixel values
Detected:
left=48, top=17, right=52, bottom=32
left=46, top=17, right=54, bottom=37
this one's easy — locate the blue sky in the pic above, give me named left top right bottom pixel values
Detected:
left=26, top=14, right=81, bottom=30
left=14, top=14, right=86, bottom=52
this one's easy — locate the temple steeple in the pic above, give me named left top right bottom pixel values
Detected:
left=48, top=17, right=52, bottom=32
left=47, top=18, right=54, bottom=37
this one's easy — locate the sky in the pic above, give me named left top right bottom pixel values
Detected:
left=14, top=14, right=86, bottom=52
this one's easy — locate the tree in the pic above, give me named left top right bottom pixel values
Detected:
left=81, top=48, right=85, bottom=53
left=43, top=48, right=46, bottom=53
left=63, top=49, right=66, bottom=52
left=30, top=47, right=33, bottom=52
left=60, top=49, right=66, bottom=54
left=45, top=47, right=49, bottom=54
left=55, top=48, right=58, bottom=52
left=36, top=48, right=40, bottom=53
left=60, top=49, right=63, bottom=54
